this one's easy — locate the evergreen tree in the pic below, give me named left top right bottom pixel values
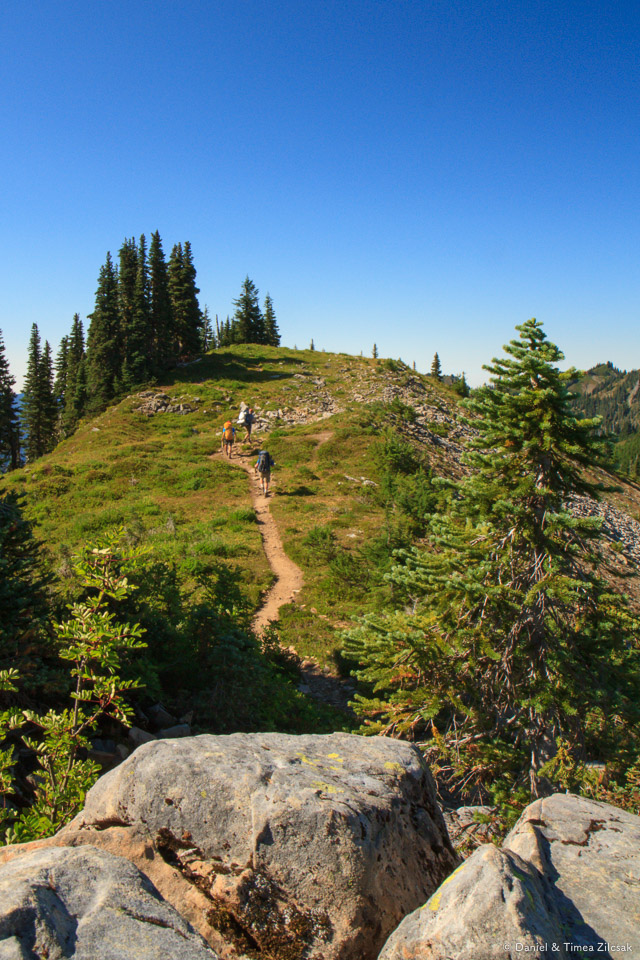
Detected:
left=372, top=344, right=379, bottom=359
left=309, top=339, right=315, bottom=351
left=263, top=294, right=280, bottom=346
left=54, top=336, right=69, bottom=406
left=0, top=330, right=20, bottom=470
left=431, top=352, right=442, bottom=380
left=233, top=277, right=263, bottom=343
left=40, top=341, right=57, bottom=451
left=117, top=237, right=138, bottom=384
left=149, top=231, right=173, bottom=374
left=21, top=325, right=55, bottom=459
left=345, top=319, right=640, bottom=809
left=63, top=314, right=86, bottom=433
left=86, top=253, right=120, bottom=411
left=122, top=235, right=151, bottom=387
left=201, top=306, right=214, bottom=351
left=168, top=242, right=202, bottom=358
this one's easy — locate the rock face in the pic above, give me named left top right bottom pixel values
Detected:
left=0, top=844, right=218, bottom=959
left=379, top=793, right=640, bottom=959
left=58, top=732, right=457, bottom=960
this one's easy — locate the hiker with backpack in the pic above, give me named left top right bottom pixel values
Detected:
left=255, top=450, right=275, bottom=496
left=237, top=403, right=255, bottom=441
left=221, top=420, right=236, bottom=458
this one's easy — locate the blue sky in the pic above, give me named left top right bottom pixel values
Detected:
left=1, top=0, right=638, bottom=388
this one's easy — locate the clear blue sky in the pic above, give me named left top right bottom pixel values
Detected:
left=2, top=0, right=638, bottom=388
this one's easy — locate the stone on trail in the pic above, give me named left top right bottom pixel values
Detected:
left=57, top=732, right=457, bottom=960
left=0, top=844, right=218, bottom=960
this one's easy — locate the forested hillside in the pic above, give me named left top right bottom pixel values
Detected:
left=1, top=326, right=640, bottom=845
left=568, top=362, right=640, bottom=476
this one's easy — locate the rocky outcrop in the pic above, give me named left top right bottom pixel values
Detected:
left=0, top=844, right=218, bottom=959
left=0, top=733, right=456, bottom=960
left=379, top=793, right=640, bottom=958
left=135, top=390, right=201, bottom=416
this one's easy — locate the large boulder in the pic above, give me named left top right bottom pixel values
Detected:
left=0, top=844, right=218, bottom=959
left=56, top=732, right=457, bottom=960
left=378, top=843, right=569, bottom=959
left=378, top=793, right=640, bottom=959
left=505, top=793, right=640, bottom=950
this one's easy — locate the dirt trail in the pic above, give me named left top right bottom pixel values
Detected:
left=210, top=447, right=303, bottom=633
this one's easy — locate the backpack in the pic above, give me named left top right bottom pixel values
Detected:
left=237, top=409, right=248, bottom=425
left=256, top=451, right=271, bottom=474
left=223, top=421, right=234, bottom=441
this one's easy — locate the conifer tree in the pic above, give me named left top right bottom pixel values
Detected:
left=21, top=325, right=51, bottom=460
left=63, top=314, right=86, bottom=432
left=0, top=330, right=20, bottom=470
left=345, top=319, right=640, bottom=808
left=40, top=341, right=57, bottom=452
left=233, top=277, right=263, bottom=343
left=54, top=337, right=68, bottom=406
left=117, top=237, right=138, bottom=383
left=431, top=352, right=442, bottom=380
left=201, top=307, right=214, bottom=351
left=372, top=344, right=379, bottom=359
left=168, top=242, right=202, bottom=358
left=121, top=235, right=151, bottom=386
left=309, top=339, right=315, bottom=351
left=149, top=231, right=173, bottom=373
left=86, top=253, right=120, bottom=411
left=263, top=294, right=280, bottom=346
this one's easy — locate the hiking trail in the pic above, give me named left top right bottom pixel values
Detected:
left=210, top=446, right=304, bottom=633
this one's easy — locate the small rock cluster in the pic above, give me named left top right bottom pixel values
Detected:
left=135, top=390, right=202, bottom=416
left=569, top=492, right=640, bottom=565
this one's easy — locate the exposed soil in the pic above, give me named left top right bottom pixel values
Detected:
left=210, top=445, right=303, bottom=633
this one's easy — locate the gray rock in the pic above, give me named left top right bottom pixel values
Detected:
left=158, top=723, right=191, bottom=739
left=127, top=725, right=156, bottom=748
left=147, top=703, right=176, bottom=729
left=0, top=844, right=218, bottom=959
left=378, top=843, right=569, bottom=959
left=505, top=793, right=640, bottom=950
left=379, top=793, right=640, bottom=959
left=65, top=732, right=457, bottom=960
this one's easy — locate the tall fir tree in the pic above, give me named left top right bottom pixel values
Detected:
left=200, top=306, right=214, bottom=351
left=121, top=234, right=151, bottom=387
left=40, top=341, right=58, bottom=452
left=149, top=230, right=173, bottom=374
left=168, top=242, right=202, bottom=358
left=345, top=319, right=640, bottom=811
left=233, top=277, right=263, bottom=343
left=53, top=336, right=69, bottom=406
left=263, top=294, right=280, bottom=346
left=0, top=329, right=20, bottom=469
left=63, top=314, right=86, bottom=433
left=117, top=237, right=138, bottom=387
left=86, top=253, right=120, bottom=411
left=21, top=324, right=46, bottom=460
left=431, top=352, right=442, bottom=380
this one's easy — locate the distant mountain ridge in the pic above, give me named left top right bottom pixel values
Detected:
left=569, top=361, right=640, bottom=437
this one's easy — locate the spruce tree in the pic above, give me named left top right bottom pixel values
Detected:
left=372, top=344, right=379, bottom=359
left=54, top=336, right=69, bottom=406
left=149, top=231, right=173, bottom=374
left=309, top=339, right=315, bottom=351
left=263, top=294, right=279, bottom=346
left=431, top=352, right=442, bottom=380
left=201, top=306, right=214, bottom=351
left=168, top=242, right=202, bottom=358
left=117, top=237, right=138, bottom=378
left=345, top=319, right=640, bottom=809
left=0, top=330, right=20, bottom=470
left=233, top=277, right=263, bottom=343
left=39, top=341, right=58, bottom=452
left=121, top=234, right=151, bottom=387
left=21, top=324, right=47, bottom=460
left=86, top=253, right=120, bottom=411
left=63, top=314, right=86, bottom=433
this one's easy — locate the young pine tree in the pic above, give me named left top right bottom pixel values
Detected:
left=233, top=277, right=263, bottom=344
left=0, top=330, right=20, bottom=469
left=430, top=352, right=442, bottom=380
left=263, top=294, right=280, bottom=346
left=148, top=231, right=173, bottom=374
left=86, top=253, right=120, bottom=411
left=344, top=319, right=640, bottom=811
left=200, top=306, right=214, bottom=351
